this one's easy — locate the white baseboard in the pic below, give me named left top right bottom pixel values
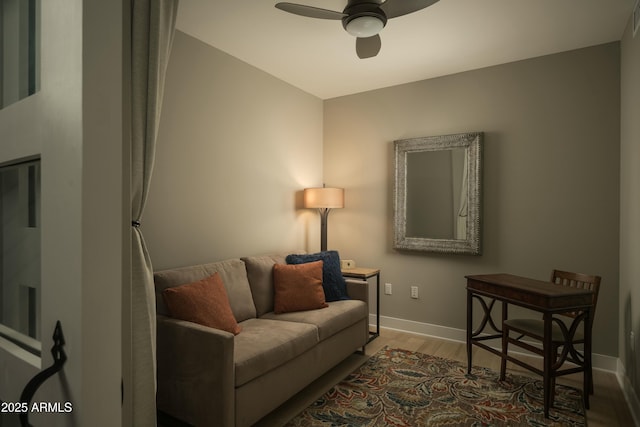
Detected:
left=370, top=314, right=640, bottom=425
left=370, top=314, right=618, bottom=372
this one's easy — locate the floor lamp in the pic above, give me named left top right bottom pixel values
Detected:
left=304, top=186, right=344, bottom=251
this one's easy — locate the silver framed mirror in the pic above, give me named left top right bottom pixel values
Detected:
left=393, top=132, right=483, bottom=255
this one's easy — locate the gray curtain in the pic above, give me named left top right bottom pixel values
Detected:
left=130, top=0, right=178, bottom=425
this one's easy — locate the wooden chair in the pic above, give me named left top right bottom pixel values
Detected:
left=500, top=270, right=601, bottom=405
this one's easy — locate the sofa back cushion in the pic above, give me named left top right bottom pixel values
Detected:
left=241, top=254, right=287, bottom=317
left=154, top=258, right=256, bottom=322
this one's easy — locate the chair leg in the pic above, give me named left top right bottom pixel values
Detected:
left=500, top=325, right=508, bottom=380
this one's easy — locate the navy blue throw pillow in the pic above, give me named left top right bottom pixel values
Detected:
left=286, top=251, right=350, bottom=302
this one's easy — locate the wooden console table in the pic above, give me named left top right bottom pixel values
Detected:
left=465, top=273, right=594, bottom=418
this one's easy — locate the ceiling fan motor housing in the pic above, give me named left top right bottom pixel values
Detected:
left=342, top=3, right=387, bottom=37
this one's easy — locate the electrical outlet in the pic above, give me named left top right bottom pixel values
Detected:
left=385, top=283, right=393, bottom=295
left=411, top=286, right=419, bottom=299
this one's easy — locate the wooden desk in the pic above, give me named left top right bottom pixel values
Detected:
left=465, top=273, right=594, bottom=418
left=342, top=267, right=380, bottom=342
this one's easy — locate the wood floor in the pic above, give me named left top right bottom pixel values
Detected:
left=256, top=328, right=636, bottom=426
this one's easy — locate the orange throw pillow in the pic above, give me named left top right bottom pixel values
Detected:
left=273, top=260, right=328, bottom=314
left=162, top=272, right=241, bottom=335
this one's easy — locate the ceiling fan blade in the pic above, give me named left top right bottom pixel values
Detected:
left=356, top=35, right=381, bottom=59
left=275, top=2, right=346, bottom=20
left=380, top=0, right=440, bottom=19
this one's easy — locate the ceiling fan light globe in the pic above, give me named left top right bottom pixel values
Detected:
left=345, top=16, right=384, bottom=38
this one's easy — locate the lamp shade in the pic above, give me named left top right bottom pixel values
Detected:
left=303, top=187, right=344, bottom=209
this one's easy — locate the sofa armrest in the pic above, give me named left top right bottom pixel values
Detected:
left=157, top=315, right=235, bottom=427
left=345, top=278, right=369, bottom=305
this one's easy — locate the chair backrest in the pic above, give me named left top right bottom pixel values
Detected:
left=550, top=269, right=601, bottom=321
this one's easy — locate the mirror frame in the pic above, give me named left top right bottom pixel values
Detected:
left=393, top=132, right=483, bottom=255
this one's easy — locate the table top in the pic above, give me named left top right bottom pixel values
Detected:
left=342, top=267, right=380, bottom=279
left=466, top=273, right=593, bottom=311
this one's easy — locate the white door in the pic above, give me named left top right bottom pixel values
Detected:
left=0, top=1, right=126, bottom=426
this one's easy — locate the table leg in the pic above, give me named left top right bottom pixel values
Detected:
left=375, top=273, right=380, bottom=337
left=543, top=312, right=552, bottom=418
left=584, top=307, right=592, bottom=409
left=500, top=301, right=508, bottom=381
left=466, top=289, right=473, bottom=373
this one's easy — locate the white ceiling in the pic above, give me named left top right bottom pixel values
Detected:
left=176, top=0, right=634, bottom=100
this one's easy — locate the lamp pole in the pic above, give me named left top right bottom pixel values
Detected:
left=319, top=208, right=331, bottom=252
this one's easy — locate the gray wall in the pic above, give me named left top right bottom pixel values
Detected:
left=620, top=15, right=640, bottom=401
left=145, top=31, right=324, bottom=270
left=323, top=42, right=621, bottom=357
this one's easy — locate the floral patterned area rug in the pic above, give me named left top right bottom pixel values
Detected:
left=286, top=347, right=586, bottom=426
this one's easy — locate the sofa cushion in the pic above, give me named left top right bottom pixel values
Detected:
left=162, top=272, right=241, bottom=335
left=261, top=299, right=367, bottom=341
left=154, top=258, right=256, bottom=322
left=286, top=251, right=350, bottom=302
left=273, top=261, right=328, bottom=314
left=234, top=318, right=318, bottom=387
left=241, top=254, right=287, bottom=317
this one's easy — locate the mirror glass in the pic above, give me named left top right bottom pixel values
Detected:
left=394, top=133, right=482, bottom=254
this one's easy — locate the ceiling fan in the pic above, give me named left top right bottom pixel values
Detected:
left=275, top=0, right=440, bottom=59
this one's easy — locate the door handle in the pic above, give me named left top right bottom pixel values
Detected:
left=19, top=321, right=67, bottom=427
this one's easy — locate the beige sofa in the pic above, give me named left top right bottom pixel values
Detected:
left=154, top=253, right=369, bottom=427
